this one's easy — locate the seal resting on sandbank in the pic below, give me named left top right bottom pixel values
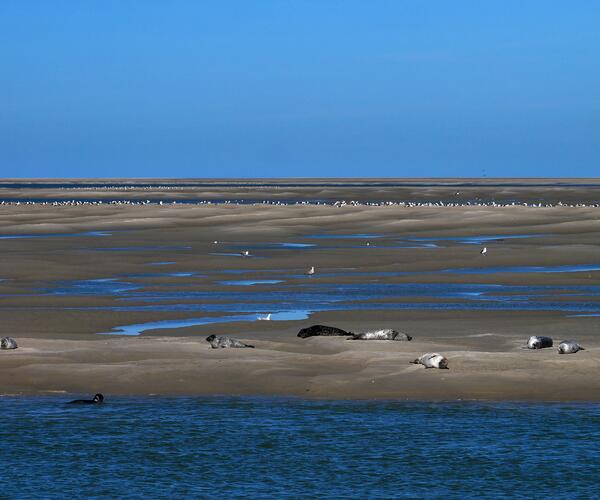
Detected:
left=297, top=324, right=351, bottom=339
left=558, top=340, right=585, bottom=354
left=68, top=393, right=104, bottom=405
left=206, top=335, right=255, bottom=349
left=411, top=353, right=449, bottom=369
left=527, top=336, right=553, bottom=349
left=348, top=329, right=412, bottom=341
left=0, top=337, right=17, bottom=350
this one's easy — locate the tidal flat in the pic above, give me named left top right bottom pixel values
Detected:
left=1, top=179, right=599, bottom=400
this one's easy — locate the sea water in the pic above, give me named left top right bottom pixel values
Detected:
left=1, top=397, right=599, bottom=498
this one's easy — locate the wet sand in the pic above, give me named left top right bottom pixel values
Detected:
left=1, top=180, right=599, bottom=400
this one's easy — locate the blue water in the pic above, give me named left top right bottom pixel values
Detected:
left=406, top=234, right=546, bottom=245
left=445, top=264, right=600, bottom=274
left=103, top=310, right=310, bottom=335
left=1, top=397, right=598, bottom=498
left=5, top=180, right=600, bottom=188
left=37, top=280, right=600, bottom=336
left=218, top=279, right=284, bottom=286
left=0, top=231, right=111, bottom=239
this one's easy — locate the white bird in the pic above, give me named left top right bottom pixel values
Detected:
left=480, top=247, right=487, bottom=256
left=307, top=266, right=315, bottom=275
left=213, top=240, right=218, bottom=244
left=366, top=242, right=370, bottom=246
left=258, top=313, right=271, bottom=321
left=241, top=250, right=250, bottom=257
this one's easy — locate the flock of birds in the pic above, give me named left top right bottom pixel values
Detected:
left=2, top=199, right=600, bottom=208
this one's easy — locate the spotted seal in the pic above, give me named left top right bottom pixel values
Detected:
left=527, top=336, right=553, bottom=349
left=297, top=324, right=350, bottom=339
left=348, top=329, right=412, bottom=341
left=206, top=335, right=255, bottom=349
left=411, top=353, right=449, bottom=369
left=0, top=337, right=17, bottom=350
left=68, top=393, right=104, bottom=405
left=558, top=340, right=585, bottom=354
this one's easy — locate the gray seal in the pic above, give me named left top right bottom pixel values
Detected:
left=348, top=329, right=412, bottom=341
left=558, top=340, right=585, bottom=354
left=411, top=353, right=449, bottom=369
left=0, top=337, right=17, bottom=350
left=297, top=324, right=350, bottom=339
left=206, top=335, right=255, bottom=349
left=527, top=336, right=553, bottom=349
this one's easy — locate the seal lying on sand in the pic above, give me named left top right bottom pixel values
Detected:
left=297, top=324, right=350, bottom=339
left=348, top=329, right=412, bottom=341
left=68, top=393, right=104, bottom=405
left=0, top=337, right=17, bottom=349
left=558, top=340, right=585, bottom=354
left=411, top=353, right=449, bottom=369
left=206, top=335, right=255, bottom=349
left=527, top=336, right=553, bottom=349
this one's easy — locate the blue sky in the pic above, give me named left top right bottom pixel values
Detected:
left=1, top=1, right=598, bottom=178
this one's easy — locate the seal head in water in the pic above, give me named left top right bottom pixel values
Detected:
left=206, top=335, right=255, bottom=349
left=68, top=393, right=104, bottom=404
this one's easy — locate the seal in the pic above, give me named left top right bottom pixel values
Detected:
left=348, top=329, right=412, bottom=341
left=206, top=335, right=255, bottom=349
left=68, top=393, right=104, bottom=405
left=558, top=340, right=585, bottom=354
left=527, top=336, right=553, bottom=349
left=411, top=353, right=449, bottom=369
left=0, top=337, right=17, bottom=350
left=297, top=324, right=350, bottom=339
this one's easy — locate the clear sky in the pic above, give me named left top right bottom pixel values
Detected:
left=1, top=1, right=599, bottom=178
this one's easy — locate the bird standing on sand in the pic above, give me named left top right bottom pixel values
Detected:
left=307, top=266, right=315, bottom=275
left=480, top=247, right=487, bottom=256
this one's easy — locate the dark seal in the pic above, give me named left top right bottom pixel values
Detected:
left=527, top=336, right=553, bottom=349
left=68, top=393, right=104, bottom=405
left=297, top=324, right=351, bottom=339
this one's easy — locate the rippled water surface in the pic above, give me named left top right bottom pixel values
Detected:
left=1, top=397, right=598, bottom=498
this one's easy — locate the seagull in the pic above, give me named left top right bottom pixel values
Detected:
left=258, top=313, right=271, bottom=321
left=307, top=266, right=315, bottom=275
left=366, top=242, right=370, bottom=246
left=213, top=240, right=218, bottom=244
left=241, top=250, right=250, bottom=257
left=480, top=247, right=487, bottom=256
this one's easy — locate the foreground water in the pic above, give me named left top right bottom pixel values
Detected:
left=1, top=397, right=598, bottom=498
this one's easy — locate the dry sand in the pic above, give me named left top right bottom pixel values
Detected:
left=1, top=182, right=599, bottom=400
